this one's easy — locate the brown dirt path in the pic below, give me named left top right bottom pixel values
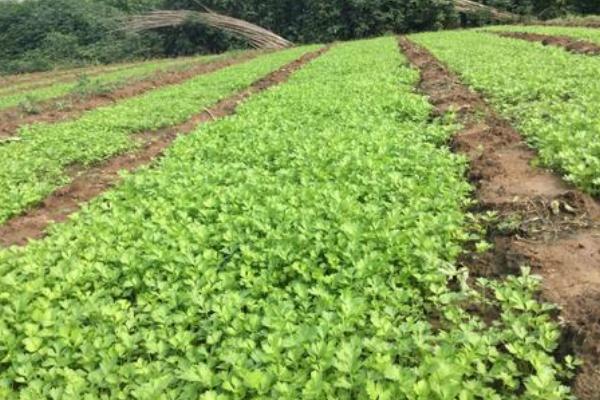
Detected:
left=493, top=31, right=600, bottom=55
left=0, top=47, right=329, bottom=248
left=398, top=36, right=600, bottom=399
left=0, top=51, right=264, bottom=138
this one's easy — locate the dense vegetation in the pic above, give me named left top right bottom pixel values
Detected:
left=0, top=0, right=165, bottom=73
left=412, top=29, right=600, bottom=195
left=480, top=0, right=600, bottom=18
left=0, top=46, right=316, bottom=223
left=1, top=0, right=598, bottom=73
left=0, top=37, right=574, bottom=399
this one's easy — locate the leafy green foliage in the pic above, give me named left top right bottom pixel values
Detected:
left=164, top=0, right=456, bottom=46
left=0, top=46, right=316, bottom=224
left=16, top=96, right=42, bottom=116
left=0, top=37, right=573, bottom=399
left=412, top=30, right=600, bottom=195
left=1, top=0, right=599, bottom=74
left=0, top=0, right=459, bottom=73
left=475, top=0, right=598, bottom=18
left=0, top=0, right=163, bottom=74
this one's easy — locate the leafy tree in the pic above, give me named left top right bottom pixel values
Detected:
left=476, top=0, right=600, bottom=18
left=572, top=0, right=600, bottom=14
left=0, top=0, right=161, bottom=73
left=160, top=0, right=456, bottom=52
left=1, top=0, right=599, bottom=73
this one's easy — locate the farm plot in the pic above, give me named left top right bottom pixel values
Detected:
left=0, top=55, right=211, bottom=97
left=543, top=15, right=600, bottom=28
left=0, top=51, right=264, bottom=139
left=0, top=46, right=316, bottom=224
left=0, top=37, right=573, bottom=399
left=485, top=25, right=600, bottom=46
left=411, top=30, right=600, bottom=195
left=0, top=61, right=146, bottom=86
left=0, top=54, right=224, bottom=111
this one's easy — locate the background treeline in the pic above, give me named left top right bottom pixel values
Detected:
left=0, top=0, right=598, bottom=74
left=478, top=0, right=599, bottom=19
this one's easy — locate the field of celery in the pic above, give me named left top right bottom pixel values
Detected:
left=0, top=46, right=315, bottom=223
left=412, top=29, right=600, bottom=195
left=1, top=31, right=597, bottom=399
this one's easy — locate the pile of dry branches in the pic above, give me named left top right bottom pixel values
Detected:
left=454, top=0, right=518, bottom=21
left=124, top=10, right=293, bottom=50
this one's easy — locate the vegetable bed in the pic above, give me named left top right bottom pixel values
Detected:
left=0, top=37, right=572, bottom=399
left=0, top=54, right=224, bottom=111
left=412, top=30, right=600, bottom=195
left=0, top=46, right=316, bottom=223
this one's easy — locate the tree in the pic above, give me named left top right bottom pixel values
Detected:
left=0, top=0, right=161, bottom=73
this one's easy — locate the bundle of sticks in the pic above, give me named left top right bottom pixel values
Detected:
left=454, top=0, right=518, bottom=21
left=124, top=9, right=293, bottom=50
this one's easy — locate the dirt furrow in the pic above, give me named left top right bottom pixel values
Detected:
left=0, top=51, right=265, bottom=138
left=398, top=36, right=600, bottom=400
left=0, top=47, right=329, bottom=248
left=493, top=31, right=600, bottom=55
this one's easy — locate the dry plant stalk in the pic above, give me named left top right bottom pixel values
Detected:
left=454, top=0, right=518, bottom=21
left=124, top=9, right=293, bottom=49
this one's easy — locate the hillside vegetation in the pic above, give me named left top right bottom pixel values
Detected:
left=0, top=0, right=598, bottom=73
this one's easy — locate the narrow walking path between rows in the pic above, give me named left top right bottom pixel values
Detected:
left=492, top=31, right=600, bottom=55
left=399, top=36, right=600, bottom=400
left=0, top=51, right=264, bottom=138
left=0, top=47, right=329, bottom=247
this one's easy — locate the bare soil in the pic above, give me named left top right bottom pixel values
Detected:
left=399, top=36, right=600, bottom=399
left=494, top=31, right=600, bottom=55
left=0, top=51, right=264, bottom=138
left=0, top=47, right=329, bottom=247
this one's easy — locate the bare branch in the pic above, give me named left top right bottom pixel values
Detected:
left=454, top=0, right=519, bottom=21
left=122, top=10, right=293, bottom=50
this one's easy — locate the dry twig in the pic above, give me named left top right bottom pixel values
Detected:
left=454, top=0, right=518, bottom=21
left=123, top=10, right=293, bottom=50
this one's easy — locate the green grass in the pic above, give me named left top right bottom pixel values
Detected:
left=412, top=30, right=600, bottom=195
left=0, top=37, right=573, bottom=399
